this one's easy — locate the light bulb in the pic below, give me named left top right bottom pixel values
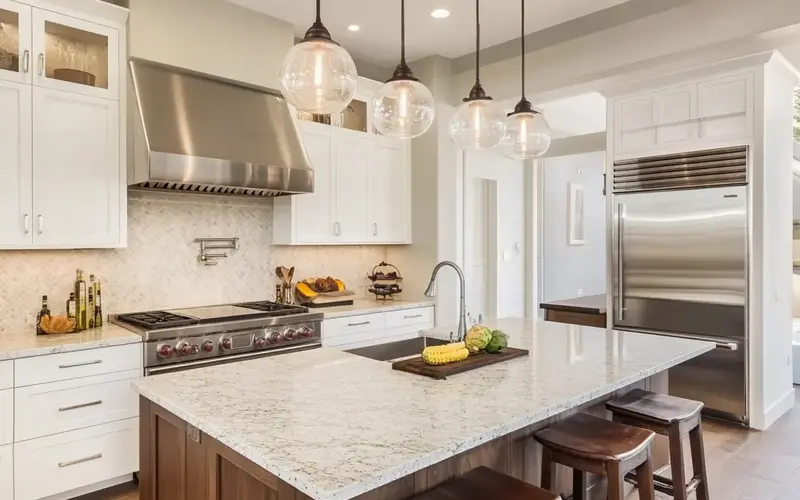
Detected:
left=372, top=79, right=435, bottom=139
left=279, top=39, right=358, bottom=114
left=500, top=111, right=552, bottom=159
left=449, top=99, right=505, bottom=150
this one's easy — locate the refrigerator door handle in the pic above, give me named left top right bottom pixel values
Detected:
left=616, top=203, right=625, bottom=322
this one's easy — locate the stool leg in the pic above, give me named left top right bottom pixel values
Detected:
left=668, top=424, right=688, bottom=500
left=572, top=470, right=587, bottom=500
left=635, top=449, right=656, bottom=500
left=607, top=461, right=625, bottom=500
left=689, top=422, right=710, bottom=500
left=541, top=447, right=555, bottom=491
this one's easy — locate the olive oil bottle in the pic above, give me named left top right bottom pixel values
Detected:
left=94, top=280, right=103, bottom=327
left=74, top=269, right=88, bottom=331
left=66, top=292, right=76, bottom=321
left=36, top=295, right=51, bottom=335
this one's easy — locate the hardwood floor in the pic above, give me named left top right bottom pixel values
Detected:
left=88, top=390, right=800, bottom=500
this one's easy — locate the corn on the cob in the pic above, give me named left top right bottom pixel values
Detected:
left=422, top=342, right=470, bottom=366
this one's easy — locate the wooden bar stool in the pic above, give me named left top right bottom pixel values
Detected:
left=411, top=466, right=561, bottom=500
left=606, top=389, right=709, bottom=500
left=534, top=413, right=656, bottom=500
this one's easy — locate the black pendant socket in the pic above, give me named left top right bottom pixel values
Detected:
left=386, top=61, right=420, bottom=83
left=464, top=82, right=492, bottom=102
left=507, top=97, right=539, bottom=117
left=302, top=20, right=335, bottom=43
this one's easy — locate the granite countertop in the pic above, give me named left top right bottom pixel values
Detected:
left=539, top=294, right=607, bottom=314
left=0, top=324, right=141, bottom=361
left=319, top=298, right=435, bottom=319
left=132, top=318, right=712, bottom=500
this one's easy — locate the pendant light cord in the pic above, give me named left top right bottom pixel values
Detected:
left=475, top=0, right=481, bottom=85
left=520, top=0, right=525, bottom=99
left=315, top=0, right=321, bottom=24
left=400, top=0, right=406, bottom=64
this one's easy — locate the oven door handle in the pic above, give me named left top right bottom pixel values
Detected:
left=145, top=342, right=322, bottom=375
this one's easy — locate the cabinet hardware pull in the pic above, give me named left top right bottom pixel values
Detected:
left=23, top=214, right=29, bottom=234
left=347, top=321, right=370, bottom=327
left=22, top=50, right=30, bottom=73
left=616, top=203, right=625, bottom=322
left=59, top=400, right=103, bottom=412
left=698, top=117, right=705, bottom=138
left=58, top=453, right=102, bottom=468
left=335, top=222, right=341, bottom=236
left=58, top=359, right=102, bottom=369
left=404, top=314, right=423, bottom=319
left=37, top=53, right=43, bottom=75
left=373, top=223, right=378, bottom=236
left=37, top=214, right=43, bottom=234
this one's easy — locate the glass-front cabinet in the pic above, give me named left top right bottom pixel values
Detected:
left=0, top=0, right=31, bottom=84
left=33, top=8, right=118, bottom=99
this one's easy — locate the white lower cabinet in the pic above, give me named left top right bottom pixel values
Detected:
left=0, top=444, right=12, bottom=500
left=14, top=418, right=138, bottom=500
left=0, top=389, right=11, bottom=446
left=323, top=306, right=435, bottom=350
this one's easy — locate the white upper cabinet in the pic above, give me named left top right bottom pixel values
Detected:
left=614, top=94, right=656, bottom=154
left=32, top=87, right=119, bottom=248
left=655, top=85, right=697, bottom=146
left=0, top=79, right=32, bottom=248
left=698, top=73, right=753, bottom=142
left=0, top=0, right=32, bottom=85
left=334, top=130, right=370, bottom=243
left=368, top=137, right=410, bottom=244
left=290, top=122, right=335, bottom=243
left=32, top=8, right=119, bottom=100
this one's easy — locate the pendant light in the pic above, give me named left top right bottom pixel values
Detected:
left=448, top=0, right=505, bottom=150
left=372, top=0, right=436, bottom=139
left=279, top=0, right=358, bottom=114
left=500, top=0, right=552, bottom=159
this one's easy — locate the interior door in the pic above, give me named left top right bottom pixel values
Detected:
left=0, top=0, right=32, bottom=85
left=0, top=78, right=32, bottom=247
left=334, top=129, right=369, bottom=243
left=612, top=186, right=747, bottom=338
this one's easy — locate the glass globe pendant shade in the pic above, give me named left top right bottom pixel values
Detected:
left=449, top=98, right=506, bottom=150
left=279, top=39, right=358, bottom=115
left=372, top=78, right=436, bottom=139
left=501, top=111, right=552, bottom=159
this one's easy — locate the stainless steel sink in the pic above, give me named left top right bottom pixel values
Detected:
left=345, top=337, right=450, bottom=362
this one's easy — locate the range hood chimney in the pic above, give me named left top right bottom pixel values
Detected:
left=128, top=59, right=314, bottom=197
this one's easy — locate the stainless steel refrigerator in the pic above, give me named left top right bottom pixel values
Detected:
left=610, top=146, right=749, bottom=425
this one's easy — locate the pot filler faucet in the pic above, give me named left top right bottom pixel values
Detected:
left=423, top=261, right=467, bottom=342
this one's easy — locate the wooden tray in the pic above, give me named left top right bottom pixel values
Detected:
left=392, top=347, right=529, bottom=380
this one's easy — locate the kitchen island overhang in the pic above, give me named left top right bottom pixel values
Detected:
left=133, top=318, right=714, bottom=500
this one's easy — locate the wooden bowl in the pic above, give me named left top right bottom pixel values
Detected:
left=53, top=68, right=96, bottom=86
left=39, top=315, right=76, bottom=334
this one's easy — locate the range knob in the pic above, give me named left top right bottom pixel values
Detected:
left=268, top=331, right=282, bottom=343
left=283, top=329, right=297, bottom=341
left=220, top=337, right=233, bottom=350
left=201, top=340, right=215, bottom=353
left=254, top=337, right=267, bottom=348
left=157, top=344, right=174, bottom=358
left=176, top=342, right=198, bottom=356
left=299, top=326, right=314, bottom=338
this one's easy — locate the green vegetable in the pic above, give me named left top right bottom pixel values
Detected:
left=485, top=330, right=508, bottom=354
left=465, top=325, right=492, bottom=352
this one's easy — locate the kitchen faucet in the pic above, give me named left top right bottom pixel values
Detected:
left=423, top=261, right=467, bottom=342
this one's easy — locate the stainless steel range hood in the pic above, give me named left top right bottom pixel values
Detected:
left=128, top=59, right=313, bottom=197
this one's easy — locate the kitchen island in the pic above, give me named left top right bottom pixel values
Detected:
left=133, top=319, right=713, bottom=500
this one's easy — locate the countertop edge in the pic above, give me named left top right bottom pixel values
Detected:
left=0, top=331, right=142, bottom=361
left=539, top=302, right=606, bottom=314
left=133, top=341, right=714, bottom=500
left=320, top=300, right=435, bottom=319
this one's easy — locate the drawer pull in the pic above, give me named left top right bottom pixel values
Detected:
left=58, top=453, right=103, bottom=468
left=58, top=359, right=102, bottom=369
left=404, top=314, right=423, bottom=319
left=347, top=321, right=371, bottom=327
left=58, top=400, right=103, bottom=412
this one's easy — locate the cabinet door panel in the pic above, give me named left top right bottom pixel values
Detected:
left=0, top=444, right=11, bottom=500
left=0, top=0, right=32, bottom=85
left=32, top=8, right=119, bottom=100
left=32, top=87, right=120, bottom=247
left=0, top=78, right=32, bottom=247
left=334, top=131, right=370, bottom=242
left=615, top=95, right=656, bottom=154
left=368, top=138, right=409, bottom=243
left=294, top=123, right=334, bottom=243
left=655, top=85, right=697, bottom=146
left=698, top=74, right=752, bottom=141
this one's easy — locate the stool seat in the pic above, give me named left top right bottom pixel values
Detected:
left=534, top=413, right=655, bottom=462
left=411, top=466, right=560, bottom=500
left=606, top=389, right=703, bottom=424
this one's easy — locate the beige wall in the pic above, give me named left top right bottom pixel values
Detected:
left=128, top=0, right=294, bottom=89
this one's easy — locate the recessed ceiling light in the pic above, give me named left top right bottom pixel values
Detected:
left=347, top=24, right=360, bottom=32
left=430, top=8, right=450, bottom=19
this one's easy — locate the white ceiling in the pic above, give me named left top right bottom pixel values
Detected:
left=227, top=0, right=635, bottom=66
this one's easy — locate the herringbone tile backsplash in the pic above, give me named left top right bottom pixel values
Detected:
left=0, top=191, right=385, bottom=333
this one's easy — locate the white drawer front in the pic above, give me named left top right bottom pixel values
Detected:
left=324, top=330, right=383, bottom=348
left=324, top=312, right=386, bottom=339
left=0, top=444, right=11, bottom=500
left=0, top=361, right=12, bottom=390
left=15, top=369, right=140, bottom=442
left=385, top=307, right=434, bottom=330
left=0, top=389, right=11, bottom=446
left=15, top=418, right=138, bottom=500
left=15, top=343, right=141, bottom=387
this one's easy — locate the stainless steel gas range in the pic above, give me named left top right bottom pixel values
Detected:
left=110, top=301, right=323, bottom=375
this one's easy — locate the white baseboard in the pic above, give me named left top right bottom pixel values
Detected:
left=42, top=474, right=134, bottom=500
left=752, top=389, right=796, bottom=430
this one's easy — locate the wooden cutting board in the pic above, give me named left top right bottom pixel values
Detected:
left=392, top=348, right=529, bottom=380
